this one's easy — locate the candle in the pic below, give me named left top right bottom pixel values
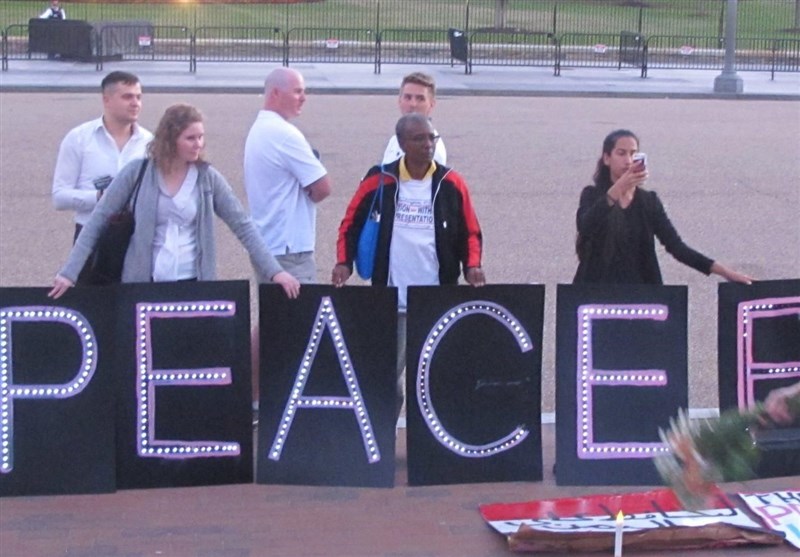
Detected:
left=614, top=510, right=624, bottom=557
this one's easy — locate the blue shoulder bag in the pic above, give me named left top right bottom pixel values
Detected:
left=354, top=173, right=384, bottom=280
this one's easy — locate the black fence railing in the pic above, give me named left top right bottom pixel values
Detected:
left=191, top=26, right=284, bottom=72
left=556, top=33, right=637, bottom=74
left=95, top=24, right=190, bottom=70
left=642, top=35, right=800, bottom=78
left=2, top=0, right=798, bottom=79
left=642, top=35, right=727, bottom=77
left=2, top=24, right=32, bottom=71
left=376, top=29, right=457, bottom=73
left=736, top=37, right=800, bottom=79
left=468, top=29, right=557, bottom=74
left=5, top=23, right=800, bottom=80
left=285, top=27, right=376, bottom=66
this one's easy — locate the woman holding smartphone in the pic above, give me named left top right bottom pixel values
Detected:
left=572, top=129, right=752, bottom=285
left=49, top=103, right=300, bottom=299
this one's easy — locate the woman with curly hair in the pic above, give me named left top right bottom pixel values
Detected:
left=50, top=103, right=299, bottom=299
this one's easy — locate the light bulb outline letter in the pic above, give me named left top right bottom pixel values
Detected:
left=268, top=297, right=380, bottom=464
left=576, top=303, right=670, bottom=460
left=136, top=301, right=241, bottom=460
left=416, top=301, right=532, bottom=458
left=1, top=306, right=98, bottom=474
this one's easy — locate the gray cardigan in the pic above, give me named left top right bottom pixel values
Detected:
left=60, top=158, right=284, bottom=283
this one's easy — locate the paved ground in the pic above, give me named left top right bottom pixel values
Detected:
left=0, top=61, right=798, bottom=556
left=1, top=62, right=798, bottom=411
left=1, top=59, right=799, bottom=98
left=1, top=427, right=799, bottom=557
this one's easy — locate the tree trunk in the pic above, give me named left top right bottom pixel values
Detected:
left=494, top=0, right=507, bottom=29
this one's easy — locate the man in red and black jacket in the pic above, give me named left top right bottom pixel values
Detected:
left=332, top=113, right=485, bottom=420
left=332, top=113, right=484, bottom=294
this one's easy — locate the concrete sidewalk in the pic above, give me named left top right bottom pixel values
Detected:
left=1, top=59, right=799, bottom=99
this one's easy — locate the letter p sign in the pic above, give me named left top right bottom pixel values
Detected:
left=0, top=307, right=98, bottom=473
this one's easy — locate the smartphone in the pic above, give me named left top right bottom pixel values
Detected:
left=632, top=152, right=648, bottom=171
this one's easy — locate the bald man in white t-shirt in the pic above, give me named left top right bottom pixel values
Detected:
left=244, top=67, right=331, bottom=283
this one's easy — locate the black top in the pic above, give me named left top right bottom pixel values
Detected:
left=45, top=7, right=64, bottom=19
left=572, top=185, right=714, bottom=285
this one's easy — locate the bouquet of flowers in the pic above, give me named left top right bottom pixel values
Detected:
left=655, top=397, right=800, bottom=510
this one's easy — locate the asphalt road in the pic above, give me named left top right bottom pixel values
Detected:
left=1, top=91, right=798, bottom=411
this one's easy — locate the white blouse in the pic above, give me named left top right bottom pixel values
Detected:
left=152, top=165, right=199, bottom=281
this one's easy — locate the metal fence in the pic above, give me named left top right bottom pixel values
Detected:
left=191, top=26, right=283, bottom=71
left=286, top=27, right=376, bottom=65
left=2, top=0, right=798, bottom=76
left=641, top=35, right=800, bottom=77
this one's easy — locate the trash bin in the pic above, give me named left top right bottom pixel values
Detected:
left=448, top=27, right=468, bottom=63
left=619, top=31, right=644, bottom=68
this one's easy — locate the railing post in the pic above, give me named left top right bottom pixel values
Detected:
left=554, top=35, right=560, bottom=76
left=374, top=0, right=381, bottom=73
left=2, top=28, right=7, bottom=72
left=770, top=39, right=777, bottom=81
left=190, top=29, right=196, bottom=73
left=465, top=0, right=471, bottom=74
left=641, top=38, right=648, bottom=78
left=374, top=30, right=381, bottom=74
left=95, top=27, right=103, bottom=71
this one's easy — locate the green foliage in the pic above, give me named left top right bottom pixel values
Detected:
left=692, top=394, right=800, bottom=482
left=693, top=407, right=762, bottom=482
left=657, top=396, right=800, bottom=510
left=1, top=0, right=795, bottom=38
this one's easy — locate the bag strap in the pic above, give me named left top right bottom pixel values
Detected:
left=128, top=159, right=149, bottom=215
left=368, top=166, right=385, bottom=218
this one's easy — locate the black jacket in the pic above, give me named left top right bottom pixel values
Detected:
left=336, top=159, right=483, bottom=286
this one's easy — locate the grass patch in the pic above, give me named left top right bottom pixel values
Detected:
left=1, top=0, right=795, bottom=38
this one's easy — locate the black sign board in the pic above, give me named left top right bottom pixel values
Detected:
left=257, top=285, right=398, bottom=487
left=0, top=287, right=116, bottom=496
left=114, top=281, right=253, bottom=489
left=406, top=285, right=545, bottom=486
left=555, top=284, right=688, bottom=486
left=718, top=279, right=800, bottom=478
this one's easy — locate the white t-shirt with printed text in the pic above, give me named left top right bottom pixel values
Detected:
left=388, top=177, right=439, bottom=310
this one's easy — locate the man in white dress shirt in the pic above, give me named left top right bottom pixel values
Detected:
left=51, top=71, right=152, bottom=284
left=382, top=71, right=447, bottom=166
